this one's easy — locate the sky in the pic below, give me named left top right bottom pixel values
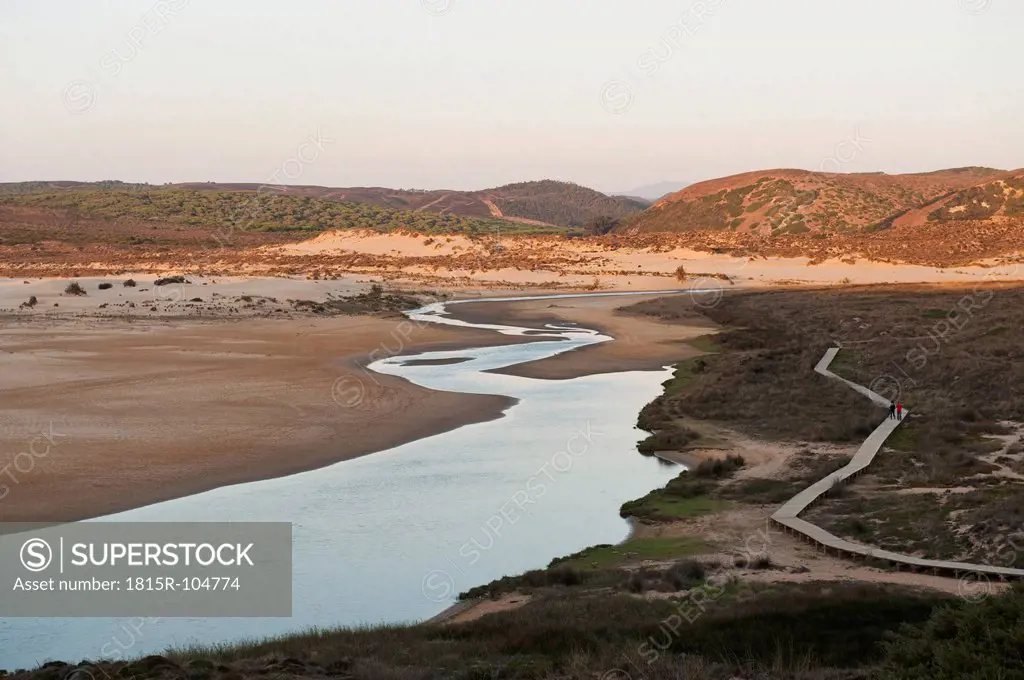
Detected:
left=1, top=0, right=1021, bottom=193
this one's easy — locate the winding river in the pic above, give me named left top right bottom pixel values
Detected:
left=0, top=292, right=691, bottom=669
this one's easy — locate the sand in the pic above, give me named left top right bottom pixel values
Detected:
left=272, top=229, right=1024, bottom=291
left=0, top=314, right=525, bottom=523
left=0, top=274, right=372, bottom=319
left=0, top=282, right=709, bottom=522
left=452, top=293, right=718, bottom=379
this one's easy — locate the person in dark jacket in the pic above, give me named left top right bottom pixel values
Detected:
left=889, top=402, right=897, bottom=420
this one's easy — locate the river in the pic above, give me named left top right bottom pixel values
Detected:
left=0, top=292, right=689, bottom=669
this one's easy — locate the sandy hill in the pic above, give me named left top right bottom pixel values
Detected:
left=627, top=167, right=1009, bottom=236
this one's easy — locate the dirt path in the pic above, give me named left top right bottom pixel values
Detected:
left=481, top=197, right=504, bottom=218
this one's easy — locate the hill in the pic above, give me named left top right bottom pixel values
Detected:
left=626, top=167, right=1010, bottom=236
left=165, top=179, right=646, bottom=228
left=0, top=186, right=553, bottom=240
left=0, top=179, right=646, bottom=230
left=924, top=173, right=1024, bottom=222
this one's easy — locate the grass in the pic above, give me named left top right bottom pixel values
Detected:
left=685, top=334, right=722, bottom=354
left=622, top=454, right=745, bottom=522
left=551, top=537, right=714, bottom=570
left=661, top=359, right=705, bottom=395
left=623, top=495, right=730, bottom=521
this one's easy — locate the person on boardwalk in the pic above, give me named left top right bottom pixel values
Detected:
left=897, top=402, right=904, bottom=420
left=889, top=402, right=897, bottom=420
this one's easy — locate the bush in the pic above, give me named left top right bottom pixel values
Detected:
left=665, top=559, right=706, bottom=589
left=626, top=573, right=645, bottom=593
left=64, top=281, right=86, bottom=296
left=879, top=584, right=1024, bottom=679
left=692, top=454, right=746, bottom=479
left=548, top=566, right=583, bottom=587
left=155, top=275, right=187, bottom=286
left=123, top=279, right=137, bottom=287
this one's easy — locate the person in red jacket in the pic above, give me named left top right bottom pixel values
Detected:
left=896, top=402, right=904, bottom=420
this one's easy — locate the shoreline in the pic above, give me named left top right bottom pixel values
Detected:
left=450, top=293, right=719, bottom=379
left=0, top=313, right=531, bottom=523
left=0, top=288, right=705, bottom=523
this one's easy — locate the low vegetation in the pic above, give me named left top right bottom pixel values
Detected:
left=620, top=455, right=744, bottom=522
left=9, top=580, right=987, bottom=679
left=289, top=285, right=423, bottom=316
left=0, top=187, right=561, bottom=242
left=487, top=180, right=646, bottom=227
left=626, top=285, right=1024, bottom=569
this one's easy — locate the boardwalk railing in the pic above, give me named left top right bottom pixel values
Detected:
left=769, top=347, right=1024, bottom=580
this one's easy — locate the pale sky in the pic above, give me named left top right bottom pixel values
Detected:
left=1, top=0, right=1021, bottom=193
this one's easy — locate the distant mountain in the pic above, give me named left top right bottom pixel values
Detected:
left=614, top=181, right=691, bottom=202
left=624, top=167, right=1009, bottom=236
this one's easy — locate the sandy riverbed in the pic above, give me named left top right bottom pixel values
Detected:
left=0, top=313, right=531, bottom=523
left=0, top=279, right=709, bottom=522
left=453, top=293, right=718, bottom=379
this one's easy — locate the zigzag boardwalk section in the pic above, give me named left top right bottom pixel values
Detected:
left=770, top=347, right=1024, bottom=581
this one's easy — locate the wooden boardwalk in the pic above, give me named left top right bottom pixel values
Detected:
left=770, top=347, right=1024, bottom=580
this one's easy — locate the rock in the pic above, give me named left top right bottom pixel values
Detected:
left=98, top=283, right=113, bottom=290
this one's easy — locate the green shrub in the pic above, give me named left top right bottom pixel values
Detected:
left=879, top=584, right=1024, bottom=679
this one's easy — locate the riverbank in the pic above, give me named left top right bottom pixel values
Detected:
left=452, top=293, right=719, bottom=379
left=432, top=283, right=1024, bottom=625
left=6, top=284, right=1024, bottom=678
left=0, top=286, right=704, bottom=522
left=0, top=313, right=526, bottom=522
